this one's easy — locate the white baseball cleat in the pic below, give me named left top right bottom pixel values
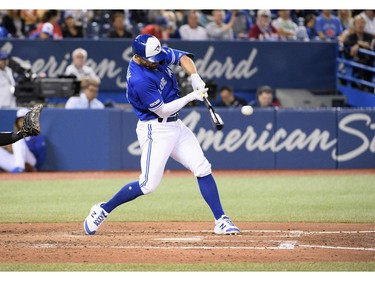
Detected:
left=214, top=215, right=240, bottom=235
left=84, top=202, right=108, bottom=235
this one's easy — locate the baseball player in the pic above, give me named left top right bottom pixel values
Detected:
left=84, top=34, right=240, bottom=235
left=0, top=104, right=43, bottom=146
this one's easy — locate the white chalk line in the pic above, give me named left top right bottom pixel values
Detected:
left=299, top=244, right=375, bottom=251
left=32, top=242, right=375, bottom=252
left=87, top=229, right=375, bottom=236
left=32, top=242, right=297, bottom=251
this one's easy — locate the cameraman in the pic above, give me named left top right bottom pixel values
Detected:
left=0, top=51, right=16, bottom=108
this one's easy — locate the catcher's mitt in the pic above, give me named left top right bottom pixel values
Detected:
left=21, top=104, right=43, bottom=138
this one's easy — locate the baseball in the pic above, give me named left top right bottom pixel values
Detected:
left=241, top=105, right=253, bottom=116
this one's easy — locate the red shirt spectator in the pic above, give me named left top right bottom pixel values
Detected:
left=141, top=16, right=172, bottom=40
left=249, top=9, right=279, bottom=41
left=32, top=10, right=63, bottom=39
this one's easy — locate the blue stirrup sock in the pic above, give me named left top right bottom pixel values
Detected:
left=197, top=174, right=225, bottom=220
left=101, top=181, right=144, bottom=213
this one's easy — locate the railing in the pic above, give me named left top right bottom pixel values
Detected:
left=337, top=47, right=375, bottom=90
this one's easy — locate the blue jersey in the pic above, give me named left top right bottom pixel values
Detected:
left=126, top=47, right=193, bottom=121
left=25, top=133, right=46, bottom=169
left=315, top=15, right=342, bottom=40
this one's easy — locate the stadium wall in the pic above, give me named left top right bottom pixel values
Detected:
left=0, top=39, right=337, bottom=94
left=1, top=108, right=374, bottom=170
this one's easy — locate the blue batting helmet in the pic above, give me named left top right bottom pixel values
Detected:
left=132, top=34, right=167, bottom=63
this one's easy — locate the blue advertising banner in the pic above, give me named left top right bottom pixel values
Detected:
left=276, top=109, right=337, bottom=169
left=337, top=109, right=375, bottom=168
left=0, top=39, right=337, bottom=93
left=1, top=108, right=373, bottom=171
left=38, top=108, right=123, bottom=171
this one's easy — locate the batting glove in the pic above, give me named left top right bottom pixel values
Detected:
left=191, top=73, right=206, bottom=91
left=188, top=88, right=208, bottom=102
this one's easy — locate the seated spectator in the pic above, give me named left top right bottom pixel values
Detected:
left=360, top=10, right=375, bottom=36
left=21, top=10, right=40, bottom=35
left=30, top=10, right=63, bottom=39
left=249, top=10, right=279, bottom=41
left=141, top=16, right=173, bottom=40
left=29, top=22, right=54, bottom=39
left=2, top=10, right=26, bottom=38
left=315, top=10, right=343, bottom=41
left=0, top=108, right=46, bottom=173
left=249, top=86, right=275, bottom=108
left=107, top=12, right=133, bottom=38
left=205, top=10, right=235, bottom=40
left=65, top=77, right=104, bottom=109
left=62, top=12, right=84, bottom=38
left=0, top=51, right=16, bottom=108
left=343, top=15, right=374, bottom=92
left=272, top=10, right=298, bottom=40
left=162, top=10, right=180, bottom=39
left=305, top=13, right=319, bottom=40
left=179, top=10, right=208, bottom=40
left=224, top=10, right=252, bottom=39
left=64, top=48, right=99, bottom=81
left=338, top=10, right=353, bottom=31
left=216, top=86, right=248, bottom=107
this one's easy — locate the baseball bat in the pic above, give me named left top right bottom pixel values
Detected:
left=203, top=95, right=224, bottom=130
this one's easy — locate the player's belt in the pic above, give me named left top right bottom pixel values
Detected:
left=157, top=113, right=179, bottom=123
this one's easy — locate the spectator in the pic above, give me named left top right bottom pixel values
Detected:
left=65, top=77, right=104, bottom=109
left=107, top=12, right=133, bottom=38
left=205, top=10, right=235, bottom=40
left=249, top=86, right=275, bottom=108
left=315, top=10, right=343, bottom=41
left=338, top=10, right=353, bottom=31
left=64, top=48, right=99, bottom=81
left=62, top=12, right=84, bottom=38
left=141, top=16, right=173, bottom=40
left=360, top=10, right=375, bottom=36
left=290, top=10, right=319, bottom=24
left=249, top=9, right=279, bottom=41
left=162, top=10, right=180, bottom=39
left=179, top=10, right=208, bottom=40
left=305, top=14, right=318, bottom=40
left=0, top=51, right=16, bottom=108
left=343, top=15, right=374, bottom=92
left=29, top=22, right=54, bottom=39
left=224, top=10, right=252, bottom=39
left=216, top=86, right=247, bottom=107
left=21, top=10, right=40, bottom=35
left=0, top=108, right=46, bottom=173
left=2, top=10, right=26, bottom=38
left=31, top=10, right=63, bottom=39
left=272, top=10, right=298, bottom=40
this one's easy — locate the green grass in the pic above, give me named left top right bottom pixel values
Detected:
left=0, top=174, right=374, bottom=272
left=0, top=175, right=374, bottom=223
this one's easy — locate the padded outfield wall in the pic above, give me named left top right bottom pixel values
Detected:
left=0, top=108, right=374, bottom=170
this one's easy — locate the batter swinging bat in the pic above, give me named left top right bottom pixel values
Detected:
left=203, top=95, right=224, bottom=130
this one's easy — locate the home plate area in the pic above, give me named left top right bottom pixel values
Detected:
left=0, top=222, right=374, bottom=263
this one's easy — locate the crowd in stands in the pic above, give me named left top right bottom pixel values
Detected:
left=0, top=9, right=374, bottom=43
